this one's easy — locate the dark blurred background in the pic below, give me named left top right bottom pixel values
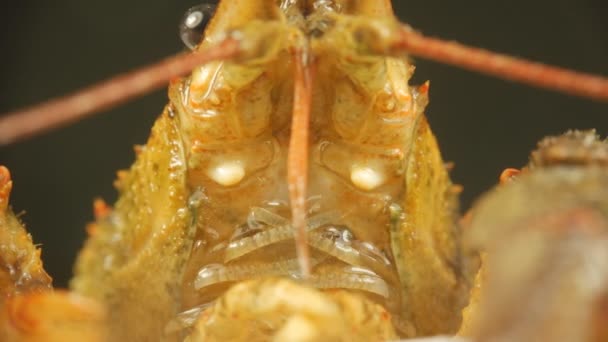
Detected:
left=0, top=0, right=606, bottom=287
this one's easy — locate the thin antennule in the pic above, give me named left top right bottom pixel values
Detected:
left=393, top=26, right=608, bottom=102
left=0, top=38, right=241, bottom=146
left=288, top=48, right=314, bottom=279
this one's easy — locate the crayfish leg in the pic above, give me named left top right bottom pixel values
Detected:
left=0, top=166, right=52, bottom=297
left=0, top=166, right=107, bottom=341
left=0, top=291, right=107, bottom=342
left=463, top=132, right=608, bottom=342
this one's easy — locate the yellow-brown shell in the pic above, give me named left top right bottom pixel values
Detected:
left=71, top=107, right=195, bottom=340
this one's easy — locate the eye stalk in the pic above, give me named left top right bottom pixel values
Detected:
left=180, top=3, right=217, bottom=50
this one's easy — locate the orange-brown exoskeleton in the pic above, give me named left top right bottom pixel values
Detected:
left=0, top=0, right=607, bottom=341
left=70, top=1, right=472, bottom=339
left=461, top=130, right=608, bottom=342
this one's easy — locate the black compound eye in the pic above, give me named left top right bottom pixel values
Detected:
left=180, top=3, right=217, bottom=50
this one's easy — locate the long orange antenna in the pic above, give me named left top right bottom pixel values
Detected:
left=0, top=38, right=241, bottom=145
left=288, top=48, right=313, bottom=278
left=3, top=26, right=606, bottom=147
left=393, top=27, right=608, bottom=102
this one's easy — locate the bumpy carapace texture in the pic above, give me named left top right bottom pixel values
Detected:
left=0, top=167, right=52, bottom=298
left=1, top=1, right=607, bottom=341
left=68, top=0, right=470, bottom=340
left=0, top=167, right=107, bottom=341
left=462, top=131, right=608, bottom=342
